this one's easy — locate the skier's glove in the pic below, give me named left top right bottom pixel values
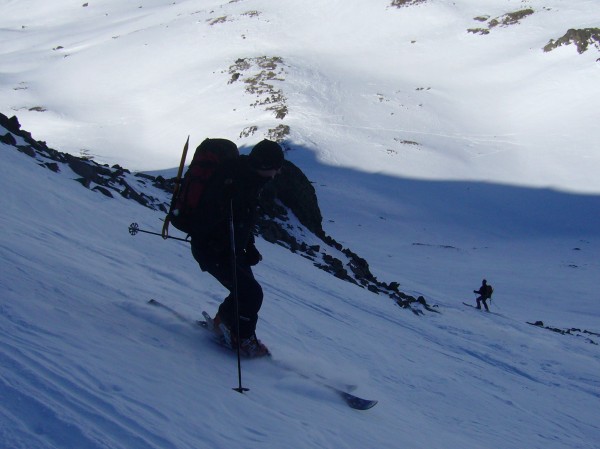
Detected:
left=245, top=244, right=262, bottom=266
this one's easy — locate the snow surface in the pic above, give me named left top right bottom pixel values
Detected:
left=1, top=1, right=600, bottom=448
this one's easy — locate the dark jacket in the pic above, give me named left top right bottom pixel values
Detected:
left=190, top=155, right=268, bottom=268
left=475, top=283, right=492, bottom=299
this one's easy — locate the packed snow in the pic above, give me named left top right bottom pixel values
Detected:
left=1, top=1, right=599, bottom=448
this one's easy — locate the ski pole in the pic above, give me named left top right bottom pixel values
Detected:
left=128, top=223, right=190, bottom=242
left=228, top=197, right=248, bottom=394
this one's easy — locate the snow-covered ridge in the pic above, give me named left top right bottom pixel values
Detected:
left=2, top=0, right=599, bottom=193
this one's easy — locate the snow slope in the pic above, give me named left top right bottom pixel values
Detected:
left=2, top=0, right=600, bottom=448
left=2, top=119, right=600, bottom=449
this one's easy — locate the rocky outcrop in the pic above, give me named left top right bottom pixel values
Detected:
left=543, top=28, right=600, bottom=54
left=467, top=8, right=534, bottom=35
left=0, top=113, right=169, bottom=211
left=527, top=321, right=599, bottom=345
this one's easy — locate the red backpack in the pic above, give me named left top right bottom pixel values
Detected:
left=169, top=138, right=239, bottom=235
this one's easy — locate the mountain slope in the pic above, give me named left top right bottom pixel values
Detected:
left=2, top=114, right=600, bottom=449
left=2, top=0, right=600, bottom=448
left=2, top=0, right=599, bottom=190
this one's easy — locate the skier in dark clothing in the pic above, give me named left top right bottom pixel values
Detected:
left=473, top=279, right=492, bottom=311
left=190, top=139, right=284, bottom=357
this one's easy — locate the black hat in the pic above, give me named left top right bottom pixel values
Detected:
left=249, top=140, right=284, bottom=170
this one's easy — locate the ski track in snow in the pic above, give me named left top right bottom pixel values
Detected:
left=0, top=316, right=174, bottom=449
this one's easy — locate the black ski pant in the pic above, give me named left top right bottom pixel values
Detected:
left=192, top=245, right=263, bottom=339
left=476, top=296, right=489, bottom=311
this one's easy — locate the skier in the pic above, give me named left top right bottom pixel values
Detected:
left=473, top=279, right=492, bottom=311
left=189, top=139, right=284, bottom=357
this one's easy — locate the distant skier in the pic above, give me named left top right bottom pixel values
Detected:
left=473, top=279, right=493, bottom=311
left=190, top=139, right=284, bottom=357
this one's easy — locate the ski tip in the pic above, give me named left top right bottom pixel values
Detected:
left=349, top=397, right=378, bottom=411
left=339, top=391, right=378, bottom=410
left=362, top=400, right=378, bottom=410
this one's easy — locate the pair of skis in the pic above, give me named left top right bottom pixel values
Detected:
left=147, top=299, right=378, bottom=410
